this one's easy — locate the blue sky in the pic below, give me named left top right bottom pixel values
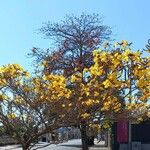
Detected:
left=0, top=0, right=150, bottom=72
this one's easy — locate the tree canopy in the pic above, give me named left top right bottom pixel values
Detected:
left=0, top=41, right=149, bottom=150
left=30, top=13, right=112, bottom=76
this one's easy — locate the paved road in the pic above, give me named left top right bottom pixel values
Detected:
left=0, top=139, right=109, bottom=150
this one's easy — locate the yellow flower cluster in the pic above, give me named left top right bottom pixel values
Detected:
left=8, top=113, right=16, bottom=119
left=80, top=113, right=90, bottom=119
left=33, top=74, right=71, bottom=102
left=0, top=64, right=30, bottom=88
left=0, top=94, right=6, bottom=101
left=0, top=64, right=23, bottom=78
left=0, top=41, right=149, bottom=125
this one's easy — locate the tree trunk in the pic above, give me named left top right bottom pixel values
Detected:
left=87, top=136, right=94, bottom=146
left=22, top=146, right=27, bottom=150
left=22, top=144, right=30, bottom=150
left=80, top=123, right=89, bottom=150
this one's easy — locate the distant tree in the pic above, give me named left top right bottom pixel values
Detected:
left=30, top=13, right=112, bottom=76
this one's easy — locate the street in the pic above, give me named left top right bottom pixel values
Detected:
left=0, top=139, right=109, bottom=150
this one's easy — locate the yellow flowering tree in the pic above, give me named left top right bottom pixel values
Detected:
left=89, top=41, right=150, bottom=122
left=36, top=40, right=149, bottom=150
left=45, top=40, right=149, bottom=150
left=68, top=40, right=150, bottom=124
left=0, top=64, right=72, bottom=150
left=1, top=41, right=149, bottom=150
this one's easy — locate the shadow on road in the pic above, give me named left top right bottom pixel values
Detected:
left=59, top=144, right=82, bottom=148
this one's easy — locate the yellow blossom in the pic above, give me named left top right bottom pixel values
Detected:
left=8, top=113, right=16, bottom=119
left=81, top=113, right=90, bottom=119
